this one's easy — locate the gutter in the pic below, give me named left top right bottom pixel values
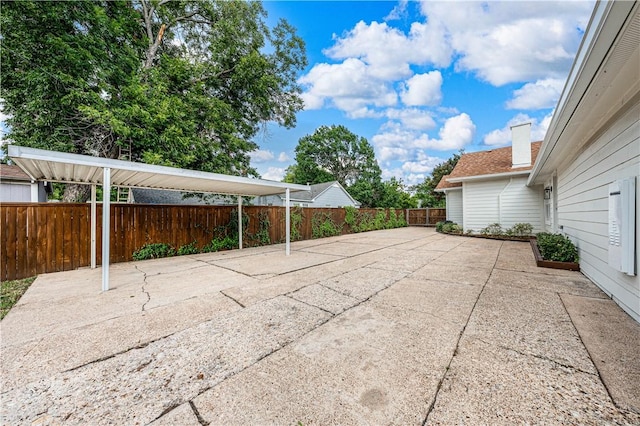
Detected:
left=447, top=169, right=531, bottom=184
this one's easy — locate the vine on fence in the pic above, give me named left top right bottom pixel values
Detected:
left=311, top=211, right=342, bottom=238
left=290, top=207, right=304, bottom=241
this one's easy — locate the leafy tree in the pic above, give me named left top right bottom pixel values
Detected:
left=377, top=178, right=417, bottom=209
left=290, top=125, right=384, bottom=207
left=1, top=1, right=307, bottom=201
left=412, top=151, right=462, bottom=207
left=292, top=125, right=381, bottom=186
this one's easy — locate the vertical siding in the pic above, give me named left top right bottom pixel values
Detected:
left=314, top=187, right=357, bottom=208
left=498, top=176, right=544, bottom=232
left=556, top=100, right=640, bottom=322
left=446, top=190, right=463, bottom=225
left=462, top=179, right=507, bottom=231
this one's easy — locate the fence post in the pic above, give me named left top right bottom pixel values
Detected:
left=426, top=207, right=429, bottom=225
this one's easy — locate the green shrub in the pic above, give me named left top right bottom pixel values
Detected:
left=442, top=222, right=462, bottom=234
left=373, top=209, right=387, bottom=230
left=344, top=206, right=358, bottom=231
left=202, top=235, right=237, bottom=253
left=133, top=243, right=176, bottom=260
left=506, top=223, right=534, bottom=237
left=311, top=212, right=341, bottom=238
left=435, top=220, right=451, bottom=233
left=480, top=223, right=503, bottom=235
left=177, top=241, right=199, bottom=255
left=290, top=207, right=303, bottom=241
left=536, top=233, right=578, bottom=262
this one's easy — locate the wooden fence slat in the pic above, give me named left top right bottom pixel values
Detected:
left=25, top=205, right=38, bottom=277
left=35, top=206, right=48, bottom=275
left=15, top=206, right=27, bottom=278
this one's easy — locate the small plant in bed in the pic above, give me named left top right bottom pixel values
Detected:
left=536, top=232, right=578, bottom=263
left=132, top=243, right=176, bottom=260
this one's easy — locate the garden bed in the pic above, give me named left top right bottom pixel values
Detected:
left=530, top=238, right=580, bottom=271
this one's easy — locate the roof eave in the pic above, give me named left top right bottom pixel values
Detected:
left=529, top=0, right=637, bottom=186
left=448, top=169, right=532, bottom=184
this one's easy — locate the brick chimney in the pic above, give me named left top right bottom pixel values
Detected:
left=511, top=122, right=532, bottom=168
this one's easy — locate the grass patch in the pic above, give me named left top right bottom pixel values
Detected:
left=1, top=276, right=36, bottom=320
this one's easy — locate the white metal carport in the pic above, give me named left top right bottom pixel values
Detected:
left=8, top=145, right=309, bottom=291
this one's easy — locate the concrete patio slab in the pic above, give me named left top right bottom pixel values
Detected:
left=1, top=227, right=638, bottom=425
left=426, top=338, right=638, bottom=425
left=192, top=302, right=460, bottom=425
left=561, top=294, right=640, bottom=414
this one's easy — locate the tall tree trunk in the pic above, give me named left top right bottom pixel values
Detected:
left=62, top=183, right=91, bottom=203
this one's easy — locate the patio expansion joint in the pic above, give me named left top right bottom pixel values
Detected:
left=421, top=241, right=503, bottom=426
left=219, top=290, right=245, bottom=308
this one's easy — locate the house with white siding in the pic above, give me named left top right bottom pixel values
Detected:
left=528, top=0, right=639, bottom=322
left=253, top=180, right=361, bottom=208
left=435, top=125, right=544, bottom=233
left=0, top=164, right=49, bottom=202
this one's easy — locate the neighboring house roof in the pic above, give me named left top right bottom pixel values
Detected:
left=0, top=164, right=32, bottom=182
left=266, top=180, right=361, bottom=206
left=131, top=188, right=233, bottom=205
left=434, top=174, right=461, bottom=192
left=446, top=141, right=542, bottom=183
left=291, top=181, right=361, bottom=206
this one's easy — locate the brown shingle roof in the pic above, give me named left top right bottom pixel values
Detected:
left=447, top=141, right=542, bottom=180
left=435, top=174, right=461, bottom=191
left=0, top=164, right=31, bottom=181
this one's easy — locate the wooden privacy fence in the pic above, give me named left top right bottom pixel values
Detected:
left=1, top=203, right=408, bottom=281
left=406, top=208, right=446, bottom=226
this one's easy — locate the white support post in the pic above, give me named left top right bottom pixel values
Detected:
left=285, top=188, right=291, bottom=256
left=102, top=168, right=111, bottom=292
left=237, top=195, right=243, bottom=250
left=91, top=184, right=97, bottom=269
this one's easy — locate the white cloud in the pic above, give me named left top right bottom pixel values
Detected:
left=483, top=112, right=554, bottom=147
left=385, top=108, right=436, bottom=131
left=506, top=78, right=565, bottom=110
left=372, top=113, right=475, bottom=169
left=250, top=149, right=275, bottom=163
left=384, top=0, right=408, bottom=21
left=415, top=113, right=476, bottom=151
left=400, top=71, right=443, bottom=107
left=299, top=58, right=398, bottom=116
left=325, top=20, right=451, bottom=80
left=418, top=1, right=594, bottom=86
left=277, top=152, right=290, bottom=162
left=261, top=167, right=286, bottom=181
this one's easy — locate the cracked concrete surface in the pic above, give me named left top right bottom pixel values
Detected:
left=1, top=228, right=639, bottom=425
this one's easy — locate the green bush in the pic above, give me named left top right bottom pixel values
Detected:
left=442, top=222, right=462, bottom=234
left=536, top=233, right=578, bottom=262
left=435, top=220, right=451, bottom=233
left=202, top=235, right=237, bottom=253
left=480, top=223, right=503, bottom=236
left=506, top=223, right=534, bottom=236
left=133, top=243, right=176, bottom=260
left=311, top=212, right=341, bottom=238
left=177, top=241, right=199, bottom=255
left=373, top=209, right=387, bottom=230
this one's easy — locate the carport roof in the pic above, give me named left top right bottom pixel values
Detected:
left=8, top=145, right=309, bottom=196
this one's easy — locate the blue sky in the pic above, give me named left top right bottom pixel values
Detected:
left=252, top=0, right=596, bottom=184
